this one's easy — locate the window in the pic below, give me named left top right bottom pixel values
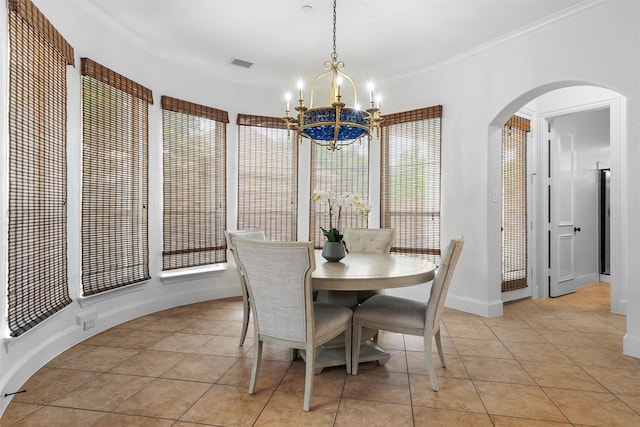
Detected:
left=237, top=114, right=298, bottom=241
left=502, top=115, right=530, bottom=292
left=81, top=58, right=152, bottom=295
left=7, top=0, right=74, bottom=337
left=310, top=143, right=369, bottom=247
left=380, top=106, right=442, bottom=262
left=162, top=96, right=228, bottom=270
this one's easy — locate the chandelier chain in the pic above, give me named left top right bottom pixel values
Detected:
left=331, top=0, right=337, bottom=61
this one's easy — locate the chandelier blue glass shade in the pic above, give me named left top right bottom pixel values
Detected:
left=301, top=107, right=369, bottom=142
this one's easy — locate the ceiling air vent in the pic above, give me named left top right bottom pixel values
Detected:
left=230, top=58, right=254, bottom=69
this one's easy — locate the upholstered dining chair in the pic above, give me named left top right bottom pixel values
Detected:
left=224, top=229, right=267, bottom=346
left=341, top=228, right=395, bottom=303
left=350, top=236, right=464, bottom=391
left=233, top=239, right=353, bottom=412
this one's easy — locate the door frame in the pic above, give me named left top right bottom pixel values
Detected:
left=536, top=97, right=623, bottom=312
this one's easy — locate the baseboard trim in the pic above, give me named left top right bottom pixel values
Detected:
left=445, top=293, right=503, bottom=318
left=623, top=333, right=640, bottom=359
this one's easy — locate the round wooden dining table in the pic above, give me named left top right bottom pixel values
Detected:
left=309, top=250, right=436, bottom=373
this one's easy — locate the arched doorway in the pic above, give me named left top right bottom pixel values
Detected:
left=489, top=83, right=627, bottom=314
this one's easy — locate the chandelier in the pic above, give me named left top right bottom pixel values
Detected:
left=283, top=0, right=382, bottom=151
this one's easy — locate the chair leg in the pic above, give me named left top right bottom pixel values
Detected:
left=344, top=322, right=352, bottom=374
left=424, top=333, right=438, bottom=391
left=249, top=339, right=262, bottom=395
left=239, top=299, right=250, bottom=346
left=303, top=345, right=315, bottom=411
left=351, top=318, right=362, bottom=375
left=435, top=329, right=446, bottom=368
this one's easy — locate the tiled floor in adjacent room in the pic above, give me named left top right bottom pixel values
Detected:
left=2, top=282, right=639, bottom=426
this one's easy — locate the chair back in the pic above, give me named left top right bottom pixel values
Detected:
left=225, top=229, right=267, bottom=260
left=426, top=237, right=464, bottom=332
left=234, top=239, right=316, bottom=343
left=342, top=228, right=395, bottom=253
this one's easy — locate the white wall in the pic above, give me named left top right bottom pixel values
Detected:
left=1, top=0, right=639, bottom=416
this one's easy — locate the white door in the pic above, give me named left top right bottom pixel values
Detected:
left=549, top=119, right=578, bottom=297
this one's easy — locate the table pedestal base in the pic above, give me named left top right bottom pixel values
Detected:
left=299, top=337, right=390, bottom=375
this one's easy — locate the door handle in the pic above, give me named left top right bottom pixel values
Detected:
left=574, top=227, right=581, bottom=233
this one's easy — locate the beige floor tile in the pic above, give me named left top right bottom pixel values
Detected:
left=4, top=284, right=635, bottom=424
left=462, top=356, right=535, bottom=385
left=407, top=351, right=469, bottom=379
left=114, top=378, right=210, bottom=419
left=520, top=360, right=607, bottom=392
left=403, top=333, right=456, bottom=354
left=59, top=346, right=139, bottom=372
left=581, top=365, right=640, bottom=394
left=335, top=398, right=413, bottom=427
left=410, top=376, right=486, bottom=413
left=483, top=315, right=530, bottom=329
left=0, top=402, right=41, bottom=425
left=91, top=413, right=174, bottom=426
left=161, top=353, right=238, bottom=383
left=586, top=332, right=624, bottom=351
left=200, top=307, right=244, bottom=321
left=180, top=384, right=271, bottom=426
left=413, top=406, right=493, bottom=427
left=446, top=322, right=497, bottom=340
left=375, top=331, right=405, bottom=350
left=474, top=381, right=568, bottom=423
left=9, top=406, right=106, bottom=426
left=538, top=331, right=601, bottom=348
left=83, top=328, right=172, bottom=349
left=523, top=318, right=577, bottom=333
left=147, top=332, right=213, bottom=353
left=256, top=390, right=340, bottom=426
left=616, top=393, right=640, bottom=414
left=195, top=334, right=253, bottom=357
left=109, top=350, right=186, bottom=377
left=556, top=345, right=638, bottom=369
left=13, top=368, right=97, bottom=405
left=220, top=357, right=292, bottom=390
left=278, top=361, right=348, bottom=397
left=544, top=387, right=640, bottom=426
left=489, top=326, right=547, bottom=343
left=242, top=341, right=295, bottom=361
left=179, top=318, right=240, bottom=336
left=490, top=415, right=573, bottom=426
left=378, top=348, right=408, bottom=373
left=451, top=337, right=513, bottom=359
left=502, top=341, right=574, bottom=364
left=45, top=344, right=95, bottom=367
left=343, top=368, right=411, bottom=404
left=51, top=373, right=152, bottom=411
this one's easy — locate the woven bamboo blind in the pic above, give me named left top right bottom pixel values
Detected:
left=310, top=142, right=369, bottom=248
left=381, top=106, right=442, bottom=262
left=162, top=96, right=228, bottom=270
left=81, top=58, right=152, bottom=295
left=236, top=114, right=298, bottom=241
left=502, top=115, right=530, bottom=292
left=7, top=0, right=74, bottom=337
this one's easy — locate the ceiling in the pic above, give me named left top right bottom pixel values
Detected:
left=36, top=0, right=595, bottom=89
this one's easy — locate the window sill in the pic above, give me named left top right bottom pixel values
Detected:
left=160, top=263, right=228, bottom=285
